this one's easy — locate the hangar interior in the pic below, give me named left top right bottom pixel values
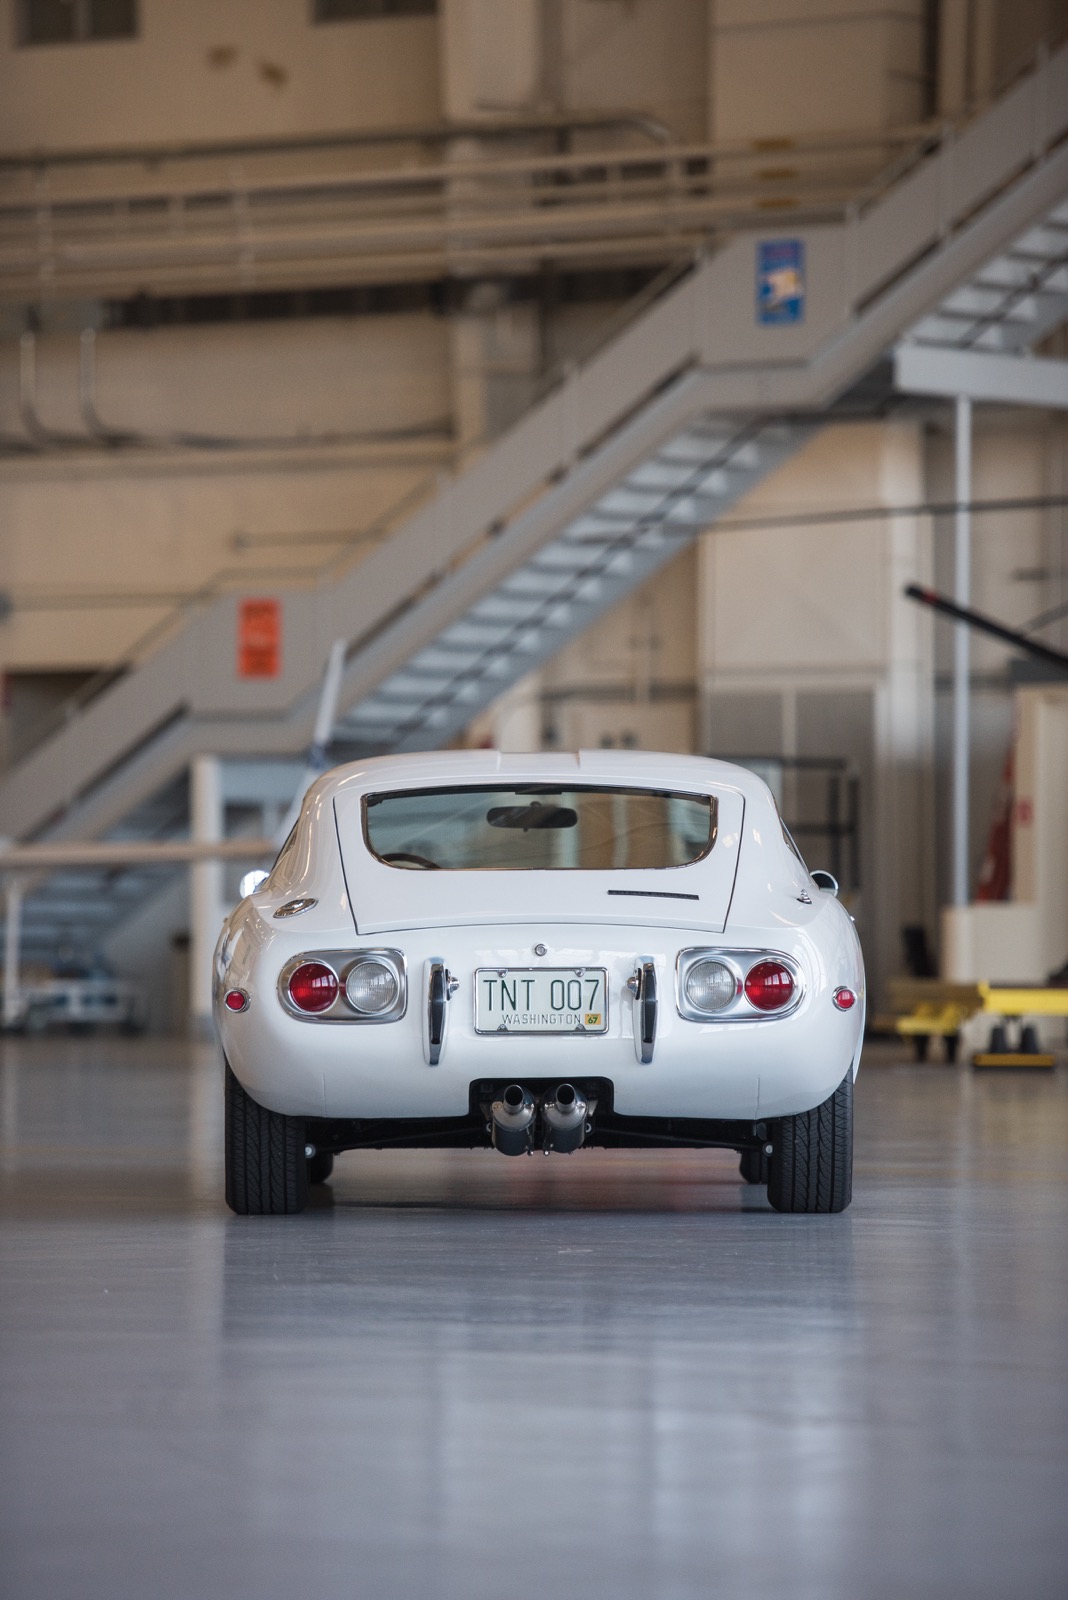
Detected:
left=1, top=4, right=1068, bottom=1599
left=0, top=0, right=1065, bottom=1028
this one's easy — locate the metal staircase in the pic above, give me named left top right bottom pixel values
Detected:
left=2, top=41, right=1067, bottom=961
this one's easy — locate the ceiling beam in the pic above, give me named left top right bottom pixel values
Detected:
left=894, top=344, right=1068, bottom=409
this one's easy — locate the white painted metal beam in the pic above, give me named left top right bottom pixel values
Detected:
left=895, top=344, right=1068, bottom=408
left=0, top=838, right=274, bottom=870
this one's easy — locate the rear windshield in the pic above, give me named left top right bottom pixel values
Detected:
left=363, top=785, right=716, bottom=871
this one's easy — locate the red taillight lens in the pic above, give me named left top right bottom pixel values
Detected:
left=224, top=989, right=249, bottom=1013
left=287, top=961, right=339, bottom=1014
left=833, top=986, right=857, bottom=1011
left=743, top=959, right=795, bottom=1012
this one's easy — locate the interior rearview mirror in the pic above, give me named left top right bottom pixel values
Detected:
left=486, top=801, right=578, bottom=831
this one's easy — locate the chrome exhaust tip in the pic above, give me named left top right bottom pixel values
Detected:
left=491, top=1083, right=536, bottom=1156
left=542, top=1083, right=589, bottom=1153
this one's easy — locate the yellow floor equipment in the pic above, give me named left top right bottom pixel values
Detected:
left=888, top=978, right=1065, bottom=1068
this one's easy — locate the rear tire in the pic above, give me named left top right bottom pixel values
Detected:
left=767, top=1068, right=853, bottom=1214
left=739, top=1148, right=769, bottom=1184
left=225, top=1062, right=308, bottom=1215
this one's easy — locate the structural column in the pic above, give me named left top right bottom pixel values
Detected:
left=3, top=878, right=23, bottom=1030
left=951, top=395, right=972, bottom=906
left=190, top=754, right=223, bottom=1033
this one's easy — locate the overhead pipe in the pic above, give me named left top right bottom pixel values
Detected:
left=79, top=329, right=137, bottom=445
left=952, top=394, right=972, bottom=908
left=18, top=332, right=88, bottom=449
left=0, top=111, right=674, bottom=174
left=51, top=327, right=452, bottom=456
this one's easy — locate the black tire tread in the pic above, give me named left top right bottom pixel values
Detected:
left=767, top=1068, right=853, bottom=1214
left=225, top=1062, right=308, bottom=1215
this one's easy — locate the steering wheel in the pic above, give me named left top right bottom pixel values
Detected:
left=381, top=851, right=441, bottom=870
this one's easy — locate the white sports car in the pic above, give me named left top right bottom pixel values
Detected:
left=215, top=750, right=864, bottom=1215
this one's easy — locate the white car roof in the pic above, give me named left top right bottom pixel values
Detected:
left=312, top=748, right=764, bottom=801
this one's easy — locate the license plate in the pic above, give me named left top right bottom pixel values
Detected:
left=474, top=967, right=608, bottom=1035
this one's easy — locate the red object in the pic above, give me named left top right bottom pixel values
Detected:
left=238, top=598, right=282, bottom=679
left=224, top=989, right=249, bottom=1012
left=976, top=745, right=1015, bottom=902
left=744, top=960, right=795, bottom=1012
left=832, top=987, right=856, bottom=1011
left=287, top=961, right=339, bottom=1014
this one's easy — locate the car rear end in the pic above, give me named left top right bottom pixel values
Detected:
left=216, top=751, right=863, bottom=1164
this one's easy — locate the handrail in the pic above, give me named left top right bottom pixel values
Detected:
left=0, top=123, right=936, bottom=202
left=0, top=125, right=940, bottom=304
left=0, top=111, right=676, bottom=171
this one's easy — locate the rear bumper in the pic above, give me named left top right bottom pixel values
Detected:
left=217, top=917, right=864, bottom=1124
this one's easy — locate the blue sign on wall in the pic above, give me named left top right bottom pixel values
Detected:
left=757, top=238, right=805, bottom=325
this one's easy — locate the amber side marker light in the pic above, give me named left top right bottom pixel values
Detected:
left=224, top=989, right=250, bottom=1012
left=832, top=987, right=857, bottom=1011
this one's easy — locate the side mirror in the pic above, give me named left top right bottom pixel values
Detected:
left=810, top=870, right=839, bottom=896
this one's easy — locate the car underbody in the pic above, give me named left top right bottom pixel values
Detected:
left=303, top=1076, right=775, bottom=1159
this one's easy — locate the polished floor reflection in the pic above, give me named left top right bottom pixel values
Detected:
left=1, top=1037, right=1066, bottom=1599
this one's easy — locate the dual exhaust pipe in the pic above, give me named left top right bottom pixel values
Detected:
left=490, top=1083, right=590, bottom=1156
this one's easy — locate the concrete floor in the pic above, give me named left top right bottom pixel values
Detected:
left=1, top=1038, right=1066, bottom=1600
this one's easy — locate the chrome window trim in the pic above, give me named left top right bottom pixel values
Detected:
left=675, top=948, right=804, bottom=1022
left=278, top=949, right=407, bottom=1023
left=361, top=784, right=717, bottom=872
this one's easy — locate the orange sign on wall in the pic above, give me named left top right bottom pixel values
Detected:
left=238, top=598, right=282, bottom=679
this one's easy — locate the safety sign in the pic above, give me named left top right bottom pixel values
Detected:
left=238, top=597, right=282, bottom=678
left=757, top=238, right=805, bottom=325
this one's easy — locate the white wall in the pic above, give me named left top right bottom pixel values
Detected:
left=710, top=0, right=927, bottom=140
left=440, top=0, right=709, bottom=140
left=926, top=405, right=1067, bottom=914
left=558, top=0, right=710, bottom=142
left=0, top=313, right=451, bottom=671
left=697, top=421, right=935, bottom=1001
left=0, top=0, right=442, bottom=151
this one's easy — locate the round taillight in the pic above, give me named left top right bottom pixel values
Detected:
left=833, top=986, right=857, bottom=1011
left=345, top=959, right=399, bottom=1015
left=224, top=989, right=249, bottom=1013
left=743, top=959, right=795, bottom=1012
left=287, top=961, right=339, bottom=1014
left=684, top=959, right=737, bottom=1015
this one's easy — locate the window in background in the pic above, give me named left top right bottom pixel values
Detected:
left=18, top=0, right=137, bottom=45
left=314, top=0, right=437, bottom=21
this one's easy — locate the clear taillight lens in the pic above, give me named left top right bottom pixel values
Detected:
left=683, top=959, right=737, bottom=1014
left=743, top=959, right=795, bottom=1012
left=345, top=960, right=400, bottom=1015
left=287, top=961, right=339, bottom=1014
